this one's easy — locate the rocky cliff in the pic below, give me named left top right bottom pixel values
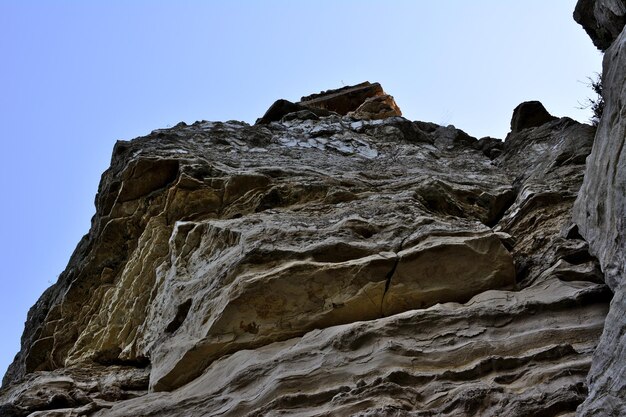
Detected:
left=1, top=2, right=624, bottom=416
left=572, top=0, right=626, bottom=415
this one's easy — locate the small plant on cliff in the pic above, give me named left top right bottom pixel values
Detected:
left=579, top=73, right=604, bottom=126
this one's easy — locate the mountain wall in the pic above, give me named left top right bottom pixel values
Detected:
left=0, top=2, right=624, bottom=416
left=572, top=0, right=626, bottom=415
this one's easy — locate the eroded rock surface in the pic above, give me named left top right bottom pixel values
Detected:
left=256, top=81, right=401, bottom=125
left=573, top=1, right=626, bottom=414
left=348, top=94, right=402, bottom=120
left=0, top=89, right=610, bottom=416
left=574, top=0, right=626, bottom=50
left=298, top=81, right=386, bottom=115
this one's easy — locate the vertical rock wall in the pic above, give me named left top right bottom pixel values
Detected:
left=572, top=0, right=626, bottom=414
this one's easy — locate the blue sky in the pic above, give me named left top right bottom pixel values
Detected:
left=0, top=1, right=600, bottom=379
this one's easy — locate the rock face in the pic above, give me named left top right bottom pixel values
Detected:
left=572, top=0, right=626, bottom=414
left=574, top=0, right=626, bottom=50
left=0, top=80, right=611, bottom=415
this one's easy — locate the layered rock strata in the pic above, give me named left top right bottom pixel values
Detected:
left=0, top=87, right=610, bottom=415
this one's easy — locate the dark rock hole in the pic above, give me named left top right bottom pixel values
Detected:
left=166, top=299, right=193, bottom=334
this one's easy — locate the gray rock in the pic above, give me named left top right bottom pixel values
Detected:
left=280, top=109, right=319, bottom=123
left=574, top=0, right=626, bottom=50
left=572, top=9, right=626, bottom=415
left=255, top=99, right=332, bottom=125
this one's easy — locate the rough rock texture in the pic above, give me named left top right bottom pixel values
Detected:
left=510, top=100, right=557, bottom=133
left=347, top=94, right=402, bottom=120
left=256, top=81, right=400, bottom=125
left=298, top=81, right=386, bottom=115
left=0, top=86, right=610, bottom=415
left=573, top=1, right=626, bottom=414
left=0, top=366, right=148, bottom=417
left=255, top=99, right=334, bottom=125
left=574, top=0, right=626, bottom=50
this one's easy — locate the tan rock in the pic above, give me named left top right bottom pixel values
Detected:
left=347, top=94, right=402, bottom=120
left=298, top=81, right=385, bottom=115
left=0, top=81, right=608, bottom=416
left=93, top=279, right=609, bottom=417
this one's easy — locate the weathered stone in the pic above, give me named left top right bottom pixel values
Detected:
left=509, top=100, right=558, bottom=133
left=572, top=6, right=626, bottom=414
left=298, top=81, right=386, bottom=115
left=0, top=365, right=148, bottom=417
left=574, top=0, right=626, bottom=50
left=255, top=99, right=332, bottom=125
left=347, top=94, right=402, bottom=120
left=280, top=109, right=319, bottom=122
left=474, top=136, right=504, bottom=159
left=148, top=222, right=514, bottom=391
left=92, top=280, right=610, bottom=417
left=0, top=78, right=611, bottom=416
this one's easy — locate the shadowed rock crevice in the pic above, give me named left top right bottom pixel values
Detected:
left=380, top=236, right=408, bottom=318
left=165, top=299, right=192, bottom=334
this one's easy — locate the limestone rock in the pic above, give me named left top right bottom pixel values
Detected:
left=573, top=24, right=626, bottom=295
left=572, top=3, right=626, bottom=413
left=0, top=80, right=610, bottom=416
left=509, top=100, right=557, bottom=133
left=96, top=280, right=609, bottom=417
left=574, top=0, right=626, bottom=50
left=0, top=365, right=148, bottom=417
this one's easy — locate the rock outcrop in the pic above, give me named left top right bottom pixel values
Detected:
left=256, top=81, right=401, bottom=125
left=574, top=0, right=626, bottom=50
left=4, top=4, right=626, bottom=415
left=0, top=81, right=611, bottom=415
left=298, top=81, right=386, bottom=115
left=509, top=101, right=557, bottom=133
left=347, top=94, right=402, bottom=120
left=572, top=0, right=626, bottom=414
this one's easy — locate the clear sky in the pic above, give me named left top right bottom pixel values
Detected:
left=0, top=1, right=600, bottom=379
